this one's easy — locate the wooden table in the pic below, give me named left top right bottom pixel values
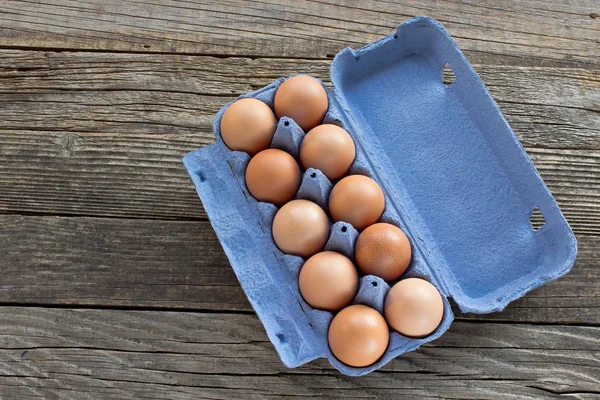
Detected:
left=1, top=1, right=599, bottom=398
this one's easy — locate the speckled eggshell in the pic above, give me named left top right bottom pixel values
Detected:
left=355, top=223, right=412, bottom=281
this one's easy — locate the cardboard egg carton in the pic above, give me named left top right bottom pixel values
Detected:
left=183, top=17, right=577, bottom=376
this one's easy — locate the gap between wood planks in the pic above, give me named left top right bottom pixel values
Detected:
left=0, top=45, right=597, bottom=71
left=0, top=0, right=598, bottom=64
left=4, top=206, right=600, bottom=234
left=3, top=215, right=595, bottom=322
left=0, top=209, right=210, bottom=222
left=0, top=51, right=597, bottom=224
left=0, top=303, right=597, bottom=328
left=0, top=44, right=334, bottom=61
left=0, top=306, right=597, bottom=398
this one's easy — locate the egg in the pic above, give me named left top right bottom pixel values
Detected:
left=272, top=200, right=329, bottom=258
left=220, top=98, right=277, bottom=154
left=299, top=251, right=358, bottom=311
left=355, top=223, right=412, bottom=281
left=329, top=175, right=385, bottom=231
left=384, top=278, right=444, bottom=338
left=328, top=304, right=389, bottom=367
left=274, top=76, right=328, bottom=131
left=300, top=124, right=356, bottom=180
left=245, top=149, right=301, bottom=205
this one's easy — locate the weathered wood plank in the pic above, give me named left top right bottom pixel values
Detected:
left=0, top=215, right=248, bottom=311
left=0, top=51, right=598, bottom=223
left=0, top=0, right=598, bottom=66
left=0, top=307, right=598, bottom=399
left=0, top=51, right=597, bottom=147
left=1, top=215, right=598, bottom=324
left=0, top=2, right=597, bottom=397
left=3, top=130, right=600, bottom=234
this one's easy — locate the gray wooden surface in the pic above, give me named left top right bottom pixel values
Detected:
left=0, top=1, right=599, bottom=399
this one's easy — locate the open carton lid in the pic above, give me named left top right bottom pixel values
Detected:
left=329, top=17, right=577, bottom=313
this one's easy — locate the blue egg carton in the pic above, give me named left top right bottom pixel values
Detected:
left=182, top=17, right=577, bottom=376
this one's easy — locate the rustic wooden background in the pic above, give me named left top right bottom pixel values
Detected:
left=1, top=1, right=599, bottom=398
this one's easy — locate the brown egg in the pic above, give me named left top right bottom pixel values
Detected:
left=329, top=175, right=385, bottom=231
left=245, top=149, right=301, bottom=205
left=299, top=252, right=358, bottom=311
left=355, top=223, right=412, bottom=281
left=274, top=76, right=328, bottom=131
left=272, top=200, right=329, bottom=258
left=328, top=305, right=389, bottom=367
left=220, top=98, right=277, bottom=154
left=384, top=278, right=444, bottom=338
left=300, top=124, right=356, bottom=181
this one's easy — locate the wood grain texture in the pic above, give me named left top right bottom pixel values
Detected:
left=1, top=215, right=598, bottom=325
left=0, top=1, right=599, bottom=396
left=3, top=131, right=600, bottom=233
left=0, top=307, right=598, bottom=399
left=0, top=215, right=247, bottom=311
left=0, top=51, right=599, bottom=227
left=0, top=0, right=598, bottom=65
left=0, top=50, right=597, bottom=145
